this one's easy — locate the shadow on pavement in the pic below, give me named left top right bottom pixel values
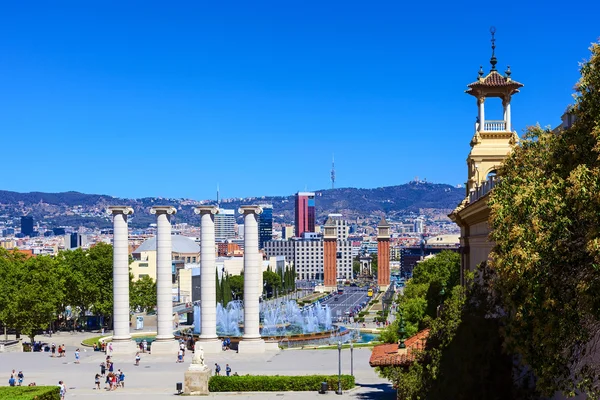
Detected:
left=352, top=383, right=397, bottom=399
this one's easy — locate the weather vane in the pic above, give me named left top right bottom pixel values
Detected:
left=490, top=26, right=497, bottom=71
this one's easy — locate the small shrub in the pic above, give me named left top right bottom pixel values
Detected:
left=0, top=386, right=60, bottom=400
left=209, top=375, right=355, bottom=392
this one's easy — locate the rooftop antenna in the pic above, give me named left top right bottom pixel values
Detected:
left=217, top=183, right=220, bottom=206
left=331, top=154, right=336, bottom=189
left=490, top=26, right=497, bottom=71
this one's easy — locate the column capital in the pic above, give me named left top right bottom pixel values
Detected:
left=150, top=206, right=177, bottom=215
left=108, top=206, right=134, bottom=216
left=238, top=205, right=263, bottom=215
left=194, top=205, right=219, bottom=215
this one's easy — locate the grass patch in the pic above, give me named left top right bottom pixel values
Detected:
left=208, top=375, right=355, bottom=392
left=81, top=335, right=109, bottom=347
left=0, top=386, right=60, bottom=400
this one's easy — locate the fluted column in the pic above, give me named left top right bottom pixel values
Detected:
left=150, top=206, right=179, bottom=354
left=108, top=206, right=136, bottom=354
left=238, top=205, right=265, bottom=353
left=193, top=206, right=222, bottom=353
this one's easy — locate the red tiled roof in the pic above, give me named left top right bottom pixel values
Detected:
left=466, top=71, right=523, bottom=94
left=369, top=329, right=430, bottom=367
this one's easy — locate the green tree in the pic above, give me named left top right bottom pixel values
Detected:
left=222, top=273, right=232, bottom=305
left=229, top=275, right=244, bottom=300
left=370, top=253, right=378, bottom=277
left=215, top=269, right=222, bottom=305
left=263, top=270, right=282, bottom=298
left=0, top=251, right=65, bottom=343
left=488, top=42, right=600, bottom=397
left=352, top=255, right=361, bottom=277
left=130, top=275, right=157, bottom=312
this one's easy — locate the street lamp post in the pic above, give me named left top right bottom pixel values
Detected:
left=336, top=341, right=343, bottom=395
left=350, top=341, right=354, bottom=377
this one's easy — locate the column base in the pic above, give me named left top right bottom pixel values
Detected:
left=378, top=284, right=390, bottom=292
left=324, top=286, right=337, bottom=293
left=237, top=338, right=265, bottom=354
left=195, top=338, right=222, bottom=354
left=150, top=339, right=179, bottom=355
left=184, top=367, right=211, bottom=395
left=110, top=339, right=138, bottom=355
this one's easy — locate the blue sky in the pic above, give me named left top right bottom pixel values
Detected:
left=1, top=1, right=598, bottom=200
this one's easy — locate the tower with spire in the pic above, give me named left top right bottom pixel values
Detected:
left=465, top=27, right=523, bottom=193
left=330, top=155, right=336, bottom=190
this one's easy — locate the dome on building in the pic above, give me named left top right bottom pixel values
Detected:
left=133, top=235, right=200, bottom=254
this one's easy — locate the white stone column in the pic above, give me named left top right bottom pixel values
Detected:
left=107, top=206, right=137, bottom=354
left=238, top=205, right=266, bottom=353
left=478, top=97, right=485, bottom=131
left=506, top=101, right=512, bottom=132
left=150, top=206, right=179, bottom=354
left=193, top=206, right=222, bottom=353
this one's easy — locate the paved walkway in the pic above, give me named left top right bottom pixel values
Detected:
left=1, top=333, right=395, bottom=399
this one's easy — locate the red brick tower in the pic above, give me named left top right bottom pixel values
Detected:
left=377, top=217, right=391, bottom=290
left=323, top=216, right=338, bottom=290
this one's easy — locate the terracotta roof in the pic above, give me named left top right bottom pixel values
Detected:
left=369, top=329, right=430, bottom=367
left=466, top=71, right=523, bottom=95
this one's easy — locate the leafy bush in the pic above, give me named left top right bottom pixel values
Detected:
left=358, top=312, right=367, bottom=317
left=0, top=386, right=60, bottom=400
left=209, top=375, right=355, bottom=392
left=371, top=300, right=379, bottom=304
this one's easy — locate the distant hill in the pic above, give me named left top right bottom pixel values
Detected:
left=0, top=182, right=464, bottom=229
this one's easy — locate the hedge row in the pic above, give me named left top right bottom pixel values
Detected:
left=208, top=375, right=355, bottom=392
left=0, top=386, right=60, bottom=400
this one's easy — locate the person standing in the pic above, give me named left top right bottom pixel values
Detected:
left=226, top=364, right=231, bottom=377
left=177, top=348, right=184, bottom=363
left=51, top=343, right=56, bottom=357
left=214, top=363, right=221, bottom=376
left=142, top=340, right=147, bottom=353
left=100, top=362, right=106, bottom=377
left=8, top=375, right=16, bottom=387
left=135, top=352, right=141, bottom=366
left=74, top=348, right=80, bottom=364
left=58, top=380, right=66, bottom=400
left=119, top=370, right=125, bottom=388
left=17, top=371, right=24, bottom=386
left=108, top=342, right=113, bottom=355
left=94, top=373, right=101, bottom=390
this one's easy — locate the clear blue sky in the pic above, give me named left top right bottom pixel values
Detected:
left=1, top=1, right=598, bottom=200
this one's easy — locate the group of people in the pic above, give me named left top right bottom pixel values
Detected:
left=214, top=363, right=234, bottom=376
left=98, top=356, right=125, bottom=390
left=221, top=337, right=231, bottom=351
left=8, top=370, right=25, bottom=386
left=50, top=343, right=68, bottom=358
left=138, top=339, right=148, bottom=353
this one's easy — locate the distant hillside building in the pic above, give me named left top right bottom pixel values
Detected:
left=215, top=209, right=236, bottom=239
left=21, top=216, right=34, bottom=236
left=295, top=192, right=315, bottom=237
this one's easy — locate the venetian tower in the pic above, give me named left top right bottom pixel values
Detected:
left=377, top=217, right=391, bottom=290
left=464, top=27, right=523, bottom=192
left=323, top=216, right=337, bottom=291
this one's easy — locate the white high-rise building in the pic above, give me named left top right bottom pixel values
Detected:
left=414, top=217, right=425, bottom=234
left=215, top=209, right=236, bottom=239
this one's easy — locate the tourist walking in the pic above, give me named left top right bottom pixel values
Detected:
left=177, top=348, right=184, bottom=363
left=74, top=348, right=80, bottom=364
left=226, top=364, right=231, bottom=377
left=108, top=342, right=113, bottom=354
left=214, top=363, right=221, bottom=376
left=118, top=370, right=125, bottom=388
left=94, top=373, right=101, bottom=390
left=135, top=352, right=141, bottom=366
left=17, top=371, right=24, bottom=386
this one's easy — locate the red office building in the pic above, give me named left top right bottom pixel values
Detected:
left=295, top=192, right=315, bottom=237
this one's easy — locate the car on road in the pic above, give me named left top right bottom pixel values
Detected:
left=334, top=297, right=339, bottom=301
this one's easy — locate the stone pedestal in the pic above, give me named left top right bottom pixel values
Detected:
left=149, top=339, right=179, bottom=355
left=237, top=338, right=265, bottom=354
left=195, top=338, right=222, bottom=354
left=110, top=339, right=139, bottom=355
left=184, top=367, right=211, bottom=396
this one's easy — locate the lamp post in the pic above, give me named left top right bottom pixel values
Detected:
left=350, top=341, right=354, bottom=377
left=336, top=341, right=343, bottom=395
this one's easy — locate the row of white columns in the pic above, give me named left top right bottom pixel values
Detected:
left=108, top=204, right=265, bottom=355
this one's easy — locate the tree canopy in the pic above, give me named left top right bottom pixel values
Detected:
left=488, top=41, right=600, bottom=397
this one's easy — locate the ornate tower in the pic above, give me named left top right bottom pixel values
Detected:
left=465, top=27, right=523, bottom=192
left=377, top=217, right=391, bottom=290
left=323, top=216, right=338, bottom=290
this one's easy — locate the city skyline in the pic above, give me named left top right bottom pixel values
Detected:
left=2, top=2, right=598, bottom=199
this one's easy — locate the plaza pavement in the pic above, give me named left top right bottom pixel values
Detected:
left=1, top=332, right=395, bottom=399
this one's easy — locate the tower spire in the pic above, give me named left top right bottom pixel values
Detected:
left=331, top=154, right=336, bottom=189
left=216, top=184, right=220, bottom=206
left=490, top=26, right=497, bottom=71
